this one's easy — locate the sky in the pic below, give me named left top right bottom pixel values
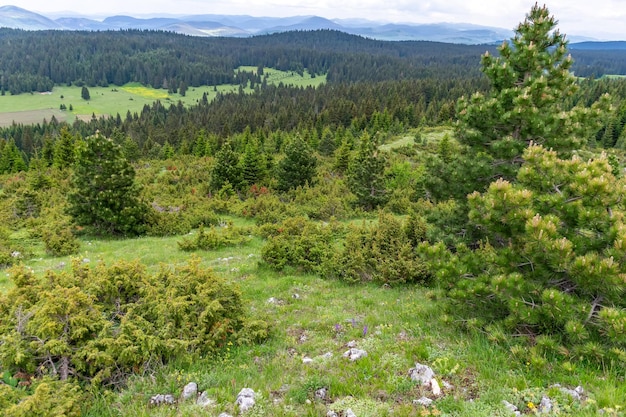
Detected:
left=6, top=0, right=626, bottom=40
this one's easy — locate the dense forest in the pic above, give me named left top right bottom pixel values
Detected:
left=2, top=5, right=626, bottom=416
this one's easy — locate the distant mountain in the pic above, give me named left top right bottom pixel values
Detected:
left=0, top=5, right=621, bottom=44
left=569, top=41, right=626, bottom=50
left=0, top=5, right=61, bottom=30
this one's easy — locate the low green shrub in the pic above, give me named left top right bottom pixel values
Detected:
left=260, top=216, right=335, bottom=272
left=177, top=223, right=252, bottom=251
left=323, top=212, right=430, bottom=285
left=41, top=224, right=80, bottom=256
left=0, top=257, right=267, bottom=390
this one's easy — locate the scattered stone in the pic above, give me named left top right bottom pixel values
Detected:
left=539, top=396, right=553, bottom=413
left=320, top=352, right=333, bottom=360
left=10, top=251, right=21, bottom=258
left=181, top=382, right=198, bottom=401
left=315, top=387, right=328, bottom=401
left=196, top=391, right=215, bottom=407
left=218, top=413, right=234, bottom=417
left=149, top=394, right=176, bottom=406
left=430, top=378, right=441, bottom=396
left=502, top=400, right=521, bottom=416
left=346, top=340, right=358, bottom=348
left=552, top=384, right=584, bottom=400
left=292, top=293, right=301, bottom=299
left=343, top=348, right=368, bottom=361
left=442, top=380, right=454, bottom=390
left=302, top=356, right=314, bottom=364
left=408, top=363, right=435, bottom=386
left=327, top=411, right=338, bottom=417
left=236, top=388, right=256, bottom=413
left=82, top=258, right=90, bottom=263
left=414, top=396, right=434, bottom=407
left=345, top=409, right=357, bottom=417
left=267, top=297, right=278, bottom=304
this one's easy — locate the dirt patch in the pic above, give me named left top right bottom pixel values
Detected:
left=0, top=109, right=68, bottom=127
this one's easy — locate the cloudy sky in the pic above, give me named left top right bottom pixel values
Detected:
left=9, top=0, right=626, bottom=39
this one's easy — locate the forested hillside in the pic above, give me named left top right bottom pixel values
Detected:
left=1, top=5, right=626, bottom=416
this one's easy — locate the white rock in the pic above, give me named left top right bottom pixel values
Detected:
left=149, top=394, right=175, bottom=405
left=181, top=382, right=198, bottom=400
left=320, top=352, right=333, bottom=360
left=442, top=380, right=454, bottom=390
left=218, top=413, right=234, bottom=417
left=502, top=400, right=521, bottom=416
left=236, top=388, right=256, bottom=412
left=409, top=363, right=435, bottom=386
left=315, top=387, right=328, bottom=400
left=196, top=391, right=215, bottom=407
left=292, top=293, right=301, bottom=299
left=430, top=378, right=441, bottom=396
left=326, top=411, right=338, bottom=417
left=414, top=396, right=434, bottom=407
left=302, top=356, right=314, bottom=364
left=539, top=396, right=553, bottom=413
left=346, top=340, right=358, bottom=348
left=345, top=409, right=357, bottom=417
left=267, top=297, right=277, bottom=304
left=343, top=348, right=368, bottom=361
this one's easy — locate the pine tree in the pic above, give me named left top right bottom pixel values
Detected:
left=347, top=132, right=388, bottom=210
left=239, top=138, right=266, bottom=187
left=276, top=135, right=317, bottom=192
left=68, top=132, right=146, bottom=236
left=81, top=86, right=90, bottom=101
left=456, top=4, right=608, bottom=186
left=0, top=140, right=27, bottom=174
left=210, top=141, right=242, bottom=191
left=53, top=126, right=79, bottom=170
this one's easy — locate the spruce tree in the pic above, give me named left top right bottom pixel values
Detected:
left=276, top=135, right=317, bottom=192
left=68, top=132, right=146, bottom=236
left=210, top=141, right=242, bottom=191
left=347, top=132, right=388, bottom=210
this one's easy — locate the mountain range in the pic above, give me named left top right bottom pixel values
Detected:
left=0, top=4, right=523, bottom=44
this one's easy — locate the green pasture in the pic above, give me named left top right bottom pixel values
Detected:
left=5, top=221, right=622, bottom=416
left=0, top=67, right=326, bottom=127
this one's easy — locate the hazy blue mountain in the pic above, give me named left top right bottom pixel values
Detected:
left=0, top=5, right=621, bottom=44
left=569, top=41, right=626, bottom=50
left=0, top=5, right=62, bottom=30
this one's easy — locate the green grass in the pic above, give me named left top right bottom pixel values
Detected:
left=0, top=67, right=326, bottom=127
left=5, top=220, right=622, bottom=416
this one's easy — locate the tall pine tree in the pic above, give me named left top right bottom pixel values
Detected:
left=456, top=3, right=608, bottom=186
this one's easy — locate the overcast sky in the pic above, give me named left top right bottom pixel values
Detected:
left=8, top=0, right=626, bottom=39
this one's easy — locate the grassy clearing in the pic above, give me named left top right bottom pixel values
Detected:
left=8, top=218, right=624, bottom=416
left=0, top=68, right=326, bottom=127
left=380, top=127, right=455, bottom=152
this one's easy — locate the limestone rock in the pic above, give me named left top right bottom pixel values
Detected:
left=408, top=363, right=435, bottom=386
left=502, top=400, right=521, bottom=416
left=315, top=387, right=328, bottom=401
left=197, top=391, right=215, bottom=407
left=236, top=388, right=256, bottom=413
left=343, top=348, right=367, bottom=361
left=149, top=394, right=175, bottom=406
left=414, top=396, right=433, bottom=407
left=302, top=356, right=314, bottom=364
left=181, top=382, right=198, bottom=401
left=218, top=413, right=234, bottom=417
left=539, top=396, right=553, bottom=413
left=430, top=378, right=441, bottom=396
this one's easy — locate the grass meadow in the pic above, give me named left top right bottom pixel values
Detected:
left=3, top=215, right=623, bottom=417
left=0, top=67, right=326, bottom=127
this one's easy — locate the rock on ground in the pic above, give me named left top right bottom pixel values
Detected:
left=343, top=348, right=368, bottom=361
left=236, top=388, right=256, bottom=413
left=149, top=394, right=175, bottom=406
left=181, top=382, right=198, bottom=400
left=408, top=363, right=435, bottom=386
